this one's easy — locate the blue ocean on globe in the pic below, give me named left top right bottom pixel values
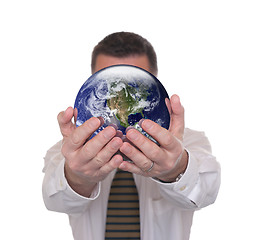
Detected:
left=74, top=65, right=170, bottom=141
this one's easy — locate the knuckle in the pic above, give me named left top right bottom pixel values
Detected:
left=61, top=145, right=78, bottom=170
left=71, top=131, right=81, bottom=145
left=61, top=142, right=69, bottom=157
left=93, top=156, right=105, bottom=167
left=151, top=123, right=159, bottom=134
left=82, top=144, right=95, bottom=159
left=86, top=117, right=101, bottom=130
left=149, top=148, right=159, bottom=160
left=162, top=133, right=173, bottom=147
left=57, top=111, right=64, bottom=123
left=109, top=138, right=122, bottom=151
left=165, top=159, right=174, bottom=170
left=141, top=160, right=150, bottom=171
left=67, top=159, right=79, bottom=172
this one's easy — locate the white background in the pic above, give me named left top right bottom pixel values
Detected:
left=1, top=0, right=256, bottom=239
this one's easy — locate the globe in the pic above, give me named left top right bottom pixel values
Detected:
left=74, top=65, right=170, bottom=143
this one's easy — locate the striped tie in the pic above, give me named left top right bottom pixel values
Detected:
left=105, top=169, right=140, bottom=240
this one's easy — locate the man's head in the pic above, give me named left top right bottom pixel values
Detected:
left=91, top=32, right=158, bottom=76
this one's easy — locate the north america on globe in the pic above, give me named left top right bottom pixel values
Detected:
left=107, top=80, right=149, bottom=128
left=74, top=65, right=170, bottom=141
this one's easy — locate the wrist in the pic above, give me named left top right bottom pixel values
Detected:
left=157, top=149, right=188, bottom=183
left=64, top=162, right=97, bottom=197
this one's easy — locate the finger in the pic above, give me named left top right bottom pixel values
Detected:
left=74, top=108, right=78, bottom=124
left=169, top=94, right=185, bottom=141
left=57, top=107, right=76, bottom=137
left=86, top=137, right=123, bottom=170
left=81, top=125, right=118, bottom=160
left=119, top=157, right=156, bottom=177
left=120, top=142, right=154, bottom=172
left=165, top=97, right=172, bottom=115
left=140, top=119, right=179, bottom=152
left=65, top=117, right=102, bottom=152
left=125, top=128, right=164, bottom=162
left=115, top=130, right=123, bottom=138
left=119, top=160, right=144, bottom=175
left=100, top=154, right=124, bottom=175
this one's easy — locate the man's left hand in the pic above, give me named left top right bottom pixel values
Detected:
left=119, top=94, right=188, bottom=182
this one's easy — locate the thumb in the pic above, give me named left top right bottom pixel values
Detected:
left=57, top=107, right=76, bottom=138
left=167, top=94, right=185, bottom=141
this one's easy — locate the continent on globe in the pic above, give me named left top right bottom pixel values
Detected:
left=74, top=65, right=170, bottom=143
left=107, top=81, right=148, bottom=128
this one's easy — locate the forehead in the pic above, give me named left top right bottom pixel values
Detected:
left=94, top=54, right=151, bottom=74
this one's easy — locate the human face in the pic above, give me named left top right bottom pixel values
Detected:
left=93, top=54, right=153, bottom=75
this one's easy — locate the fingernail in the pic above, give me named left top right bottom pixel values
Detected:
left=115, top=130, right=123, bottom=139
left=109, top=123, right=118, bottom=130
left=97, top=116, right=104, bottom=126
left=127, top=129, right=138, bottom=140
left=119, top=161, right=126, bottom=169
left=103, top=127, right=115, bottom=139
left=125, top=126, right=135, bottom=134
left=142, top=120, right=153, bottom=130
left=139, top=119, right=145, bottom=128
left=114, top=155, right=123, bottom=165
left=89, top=117, right=100, bottom=128
left=122, top=136, right=128, bottom=142
left=111, top=139, right=121, bottom=148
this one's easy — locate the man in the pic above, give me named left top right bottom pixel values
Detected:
left=42, top=32, right=221, bottom=240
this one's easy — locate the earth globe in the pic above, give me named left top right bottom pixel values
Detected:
left=74, top=65, right=170, bottom=144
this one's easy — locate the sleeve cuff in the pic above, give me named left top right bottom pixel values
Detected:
left=151, top=148, right=199, bottom=199
left=172, top=149, right=199, bottom=195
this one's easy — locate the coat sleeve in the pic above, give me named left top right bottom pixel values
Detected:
left=152, top=128, right=221, bottom=209
left=42, top=141, right=101, bottom=214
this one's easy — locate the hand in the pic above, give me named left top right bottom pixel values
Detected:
left=119, top=94, right=188, bottom=182
left=57, top=107, right=123, bottom=196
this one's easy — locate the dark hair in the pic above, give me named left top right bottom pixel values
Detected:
left=91, top=32, right=158, bottom=75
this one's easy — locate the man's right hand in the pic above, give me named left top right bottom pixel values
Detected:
left=57, top=107, right=123, bottom=197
